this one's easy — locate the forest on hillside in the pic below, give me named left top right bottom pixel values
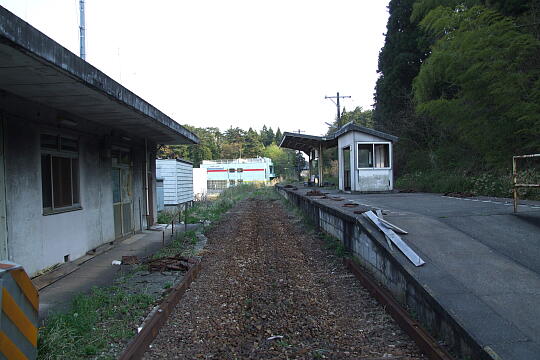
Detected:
left=374, top=0, right=539, bottom=196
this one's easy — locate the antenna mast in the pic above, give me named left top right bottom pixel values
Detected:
left=79, top=0, right=86, bottom=60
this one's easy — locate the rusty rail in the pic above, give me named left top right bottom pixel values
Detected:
left=119, top=260, right=202, bottom=360
left=344, top=259, right=455, bottom=360
left=513, top=154, right=540, bottom=213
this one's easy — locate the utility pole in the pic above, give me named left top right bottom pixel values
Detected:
left=79, top=0, right=86, bottom=60
left=325, top=92, right=351, bottom=127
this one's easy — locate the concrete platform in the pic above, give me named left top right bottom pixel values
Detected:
left=38, top=224, right=200, bottom=322
left=278, top=186, right=540, bottom=360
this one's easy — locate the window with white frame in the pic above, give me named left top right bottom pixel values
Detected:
left=357, top=142, right=390, bottom=169
left=41, top=134, right=81, bottom=213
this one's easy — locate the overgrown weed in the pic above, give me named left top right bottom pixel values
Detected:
left=38, top=287, right=154, bottom=360
left=396, top=169, right=539, bottom=200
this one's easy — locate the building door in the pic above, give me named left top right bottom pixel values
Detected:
left=0, top=117, right=7, bottom=259
left=112, top=150, right=133, bottom=238
left=343, top=146, right=351, bottom=191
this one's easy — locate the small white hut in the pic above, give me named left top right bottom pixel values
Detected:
left=280, top=122, right=398, bottom=192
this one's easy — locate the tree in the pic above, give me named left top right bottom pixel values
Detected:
left=374, top=0, right=430, bottom=135
left=275, top=128, right=283, bottom=144
left=413, top=5, right=540, bottom=165
left=263, top=144, right=296, bottom=178
left=326, top=107, right=374, bottom=135
left=223, top=127, right=246, bottom=144
left=260, top=125, right=276, bottom=146
left=221, top=143, right=242, bottom=159
left=243, top=127, right=264, bottom=157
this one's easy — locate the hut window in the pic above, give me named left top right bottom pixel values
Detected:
left=41, top=134, right=81, bottom=213
left=357, top=143, right=390, bottom=169
left=358, top=144, right=373, bottom=168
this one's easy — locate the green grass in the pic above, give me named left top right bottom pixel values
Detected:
left=185, top=184, right=269, bottom=224
left=38, top=286, right=154, bottom=360
left=157, top=208, right=178, bottom=224
left=153, top=229, right=197, bottom=259
left=321, top=232, right=349, bottom=258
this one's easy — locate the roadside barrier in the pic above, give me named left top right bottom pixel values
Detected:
left=0, top=261, right=39, bottom=360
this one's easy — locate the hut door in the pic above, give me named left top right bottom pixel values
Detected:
left=112, top=150, right=133, bottom=238
left=343, top=146, right=351, bottom=191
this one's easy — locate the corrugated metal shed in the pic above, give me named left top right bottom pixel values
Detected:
left=156, top=159, right=193, bottom=206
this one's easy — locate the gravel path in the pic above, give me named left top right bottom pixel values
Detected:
left=145, top=198, right=425, bottom=359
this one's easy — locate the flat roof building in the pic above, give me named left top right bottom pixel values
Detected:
left=0, top=6, right=199, bottom=275
left=200, top=157, right=275, bottom=193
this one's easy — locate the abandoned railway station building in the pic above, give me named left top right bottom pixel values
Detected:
left=280, top=122, right=398, bottom=192
left=0, top=7, right=199, bottom=275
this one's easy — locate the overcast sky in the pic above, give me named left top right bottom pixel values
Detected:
left=0, top=0, right=389, bottom=136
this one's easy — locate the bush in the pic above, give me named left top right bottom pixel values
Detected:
left=396, top=168, right=539, bottom=199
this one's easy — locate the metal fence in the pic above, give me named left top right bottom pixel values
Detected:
left=513, top=153, right=540, bottom=213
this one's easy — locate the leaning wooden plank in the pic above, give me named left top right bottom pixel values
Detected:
left=378, top=218, right=409, bottom=234
left=363, top=211, right=425, bottom=267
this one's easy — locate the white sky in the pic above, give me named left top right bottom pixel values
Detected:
left=0, top=0, right=389, bottom=136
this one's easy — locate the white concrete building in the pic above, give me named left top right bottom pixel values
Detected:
left=0, top=7, right=198, bottom=275
left=156, top=159, right=194, bottom=207
left=192, top=168, right=208, bottom=200
left=280, top=122, right=397, bottom=192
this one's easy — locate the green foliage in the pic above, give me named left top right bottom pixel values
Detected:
left=157, top=208, right=178, bottom=224
left=243, top=127, right=265, bottom=158
left=396, top=168, right=539, bottom=199
left=275, top=128, right=283, bottom=144
left=374, top=0, right=540, bottom=193
left=322, top=233, right=349, bottom=258
left=38, top=287, right=154, bottom=360
left=326, top=107, right=374, bottom=135
left=263, top=144, right=297, bottom=180
left=185, top=184, right=261, bottom=224
left=414, top=5, right=540, bottom=165
left=260, top=125, right=276, bottom=146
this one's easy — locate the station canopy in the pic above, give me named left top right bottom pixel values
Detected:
left=280, top=122, right=398, bottom=154
left=0, top=6, right=199, bottom=145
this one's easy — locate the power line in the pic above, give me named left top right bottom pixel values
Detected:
left=325, top=92, right=351, bottom=125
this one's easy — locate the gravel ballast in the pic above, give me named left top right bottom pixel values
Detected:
left=144, top=197, right=425, bottom=359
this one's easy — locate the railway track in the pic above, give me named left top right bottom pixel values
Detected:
left=121, top=196, right=452, bottom=359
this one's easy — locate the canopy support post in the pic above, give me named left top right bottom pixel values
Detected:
left=319, top=144, right=324, bottom=187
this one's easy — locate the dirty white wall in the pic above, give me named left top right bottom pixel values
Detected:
left=338, top=131, right=394, bottom=192
left=193, top=168, right=207, bottom=200
left=0, top=91, right=151, bottom=275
